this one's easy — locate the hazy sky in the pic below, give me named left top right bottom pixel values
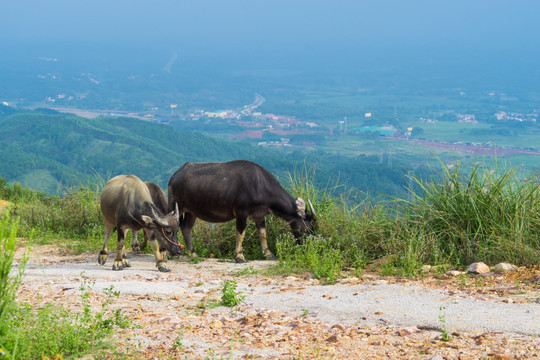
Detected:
left=3, top=1, right=538, bottom=48
left=1, top=1, right=539, bottom=75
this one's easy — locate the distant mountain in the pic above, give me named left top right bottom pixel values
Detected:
left=0, top=108, right=410, bottom=196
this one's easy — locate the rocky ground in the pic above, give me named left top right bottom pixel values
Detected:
left=14, top=245, right=540, bottom=359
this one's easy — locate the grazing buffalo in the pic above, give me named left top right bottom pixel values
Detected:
left=99, top=175, right=182, bottom=272
left=167, top=160, right=316, bottom=263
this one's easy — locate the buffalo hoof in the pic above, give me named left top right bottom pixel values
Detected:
left=265, top=254, right=278, bottom=261
left=132, top=245, right=141, bottom=254
left=157, top=262, right=171, bottom=272
left=158, top=266, right=171, bottom=273
left=98, top=254, right=107, bottom=265
left=112, top=264, right=124, bottom=271
left=234, top=257, right=248, bottom=264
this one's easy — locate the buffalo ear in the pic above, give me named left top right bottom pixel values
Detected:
left=296, top=198, right=306, bottom=217
left=141, top=215, right=154, bottom=226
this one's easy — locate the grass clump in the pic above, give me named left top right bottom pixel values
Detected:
left=402, top=160, right=540, bottom=266
left=274, top=234, right=344, bottom=284
left=1, top=278, right=132, bottom=359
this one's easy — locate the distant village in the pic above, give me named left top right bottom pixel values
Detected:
left=34, top=90, right=538, bottom=147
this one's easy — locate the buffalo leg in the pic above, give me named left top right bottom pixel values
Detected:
left=113, top=225, right=131, bottom=270
left=255, top=217, right=277, bottom=260
left=140, top=231, right=148, bottom=251
left=234, top=216, right=248, bottom=263
left=131, top=230, right=142, bottom=254
left=180, top=213, right=198, bottom=257
left=145, top=229, right=170, bottom=272
left=98, top=222, right=113, bottom=265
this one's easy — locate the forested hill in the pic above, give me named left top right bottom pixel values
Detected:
left=0, top=108, right=410, bottom=196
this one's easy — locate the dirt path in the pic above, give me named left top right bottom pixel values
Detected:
left=15, top=245, right=540, bottom=359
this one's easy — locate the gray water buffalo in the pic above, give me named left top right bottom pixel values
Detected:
left=167, top=160, right=316, bottom=263
left=99, top=175, right=182, bottom=272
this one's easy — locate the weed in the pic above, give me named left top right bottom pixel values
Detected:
left=234, top=265, right=256, bottom=277
left=171, top=326, right=185, bottom=351
left=439, top=306, right=451, bottom=342
left=220, top=279, right=245, bottom=307
left=459, top=274, right=469, bottom=288
left=189, top=256, right=205, bottom=264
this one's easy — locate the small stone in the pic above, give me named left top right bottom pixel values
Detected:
left=210, top=320, right=224, bottom=329
left=490, top=354, right=514, bottom=360
left=331, top=324, right=346, bottom=332
left=422, top=356, right=444, bottom=360
left=493, top=263, right=518, bottom=273
left=445, top=270, right=463, bottom=277
left=326, top=335, right=339, bottom=342
left=467, top=262, right=490, bottom=274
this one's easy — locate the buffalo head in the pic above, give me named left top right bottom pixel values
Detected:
left=141, top=202, right=182, bottom=255
left=290, top=198, right=317, bottom=243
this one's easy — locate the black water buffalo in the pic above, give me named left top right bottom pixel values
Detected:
left=99, top=175, right=182, bottom=272
left=167, top=160, right=316, bottom=263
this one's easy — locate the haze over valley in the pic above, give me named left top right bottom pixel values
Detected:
left=1, top=1, right=539, bottom=194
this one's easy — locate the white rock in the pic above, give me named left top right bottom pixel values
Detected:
left=493, top=263, right=518, bottom=273
left=467, top=262, right=490, bottom=274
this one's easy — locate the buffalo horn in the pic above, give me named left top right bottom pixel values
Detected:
left=308, top=199, right=316, bottom=218
left=169, top=202, right=180, bottom=222
left=150, top=204, right=169, bottom=227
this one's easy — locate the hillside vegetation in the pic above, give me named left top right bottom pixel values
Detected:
left=1, top=159, right=538, bottom=276
left=1, top=159, right=539, bottom=359
left=0, top=109, right=412, bottom=196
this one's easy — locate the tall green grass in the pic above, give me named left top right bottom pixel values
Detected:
left=0, top=212, right=28, bottom=339
left=402, top=160, right=540, bottom=266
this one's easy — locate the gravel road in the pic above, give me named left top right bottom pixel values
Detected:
left=20, top=250, right=539, bottom=337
